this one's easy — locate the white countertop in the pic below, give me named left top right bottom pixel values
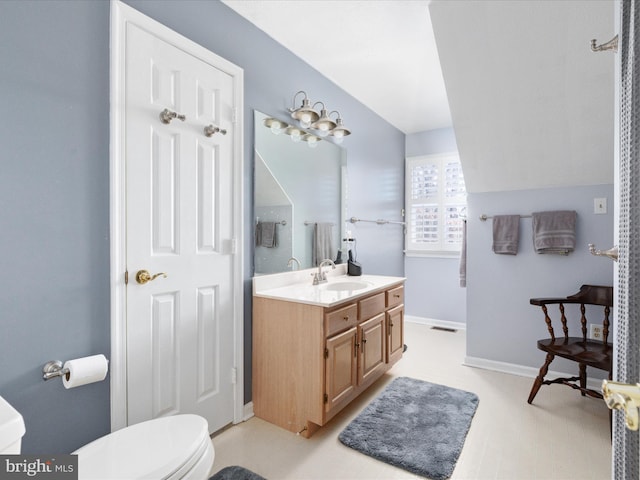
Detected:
left=253, top=264, right=405, bottom=307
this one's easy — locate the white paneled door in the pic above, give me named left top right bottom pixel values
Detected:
left=122, top=20, right=238, bottom=433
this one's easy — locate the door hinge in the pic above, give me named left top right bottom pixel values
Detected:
left=231, top=367, right=237, bottom=384
left=323, top=393, right=328, bottom=404
left=324, top=348, right=329, bottom=359
left=125, top=270, right=129, bottom=285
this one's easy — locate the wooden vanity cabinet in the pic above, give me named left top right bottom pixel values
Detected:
left=253, top=282, right=404, bottom=438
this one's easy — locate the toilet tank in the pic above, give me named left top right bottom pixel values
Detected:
left=0, top=395, right=26, bottom=454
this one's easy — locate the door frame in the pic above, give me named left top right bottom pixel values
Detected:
left=109, top=0, right=244, bottom=431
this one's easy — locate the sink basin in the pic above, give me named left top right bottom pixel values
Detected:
left=322, top=281, right=370, bottom=292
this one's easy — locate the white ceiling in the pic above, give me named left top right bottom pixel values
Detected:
left=221, top=0, right=449, bottom=134
left=222, top=0, right=615, bottom=193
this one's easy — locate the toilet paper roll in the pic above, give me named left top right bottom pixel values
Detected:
left=62, top=354, right=109, bottom=389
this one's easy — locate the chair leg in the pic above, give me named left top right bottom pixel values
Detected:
left=528, top=353, right=554, bottom=404
left=579, top=363, right=587, bottom=396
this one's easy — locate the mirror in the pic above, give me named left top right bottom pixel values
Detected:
left=254, top=110, right=347, bottom=274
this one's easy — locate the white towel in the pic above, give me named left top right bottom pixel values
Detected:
left=312, top=223, right=334, bottom=266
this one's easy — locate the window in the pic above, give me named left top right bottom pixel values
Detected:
left=405, top=153, right=466, bottom=256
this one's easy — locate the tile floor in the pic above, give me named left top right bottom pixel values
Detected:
left=211, top=321, right=612, bottom=479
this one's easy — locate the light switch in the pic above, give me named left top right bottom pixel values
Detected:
left=594, top=197, right=607, bottom=214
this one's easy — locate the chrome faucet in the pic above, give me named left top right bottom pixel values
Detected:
left=312, top=259, right=336, bottom=285
left=287, top=257, right=301, bottom=270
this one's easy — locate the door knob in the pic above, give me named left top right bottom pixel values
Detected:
left=136, top=270, right=168, bottom=285
left=602, top=380, right=640, bottom=430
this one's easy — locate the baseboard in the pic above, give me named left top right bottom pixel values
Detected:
left=405, top=315, right=466, bottom=331
left=463, top=355, right=605, bottom=391
left=242, top=401, right=254, bottom=421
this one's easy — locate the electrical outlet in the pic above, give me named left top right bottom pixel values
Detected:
left=590, top=324, right=603, bottom=340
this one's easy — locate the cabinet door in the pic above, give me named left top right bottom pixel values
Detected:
left=325, top=327, right=357, bottom=412
left=358, top=313, right=386, bottom=385
left=387, top=305, right=404, bottom=364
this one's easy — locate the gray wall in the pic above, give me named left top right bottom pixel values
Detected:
left=0, top=0, right=111, bottom=454
left=404, top=128, right=467, bottom=324
left=0, top=0, right=405, bottom=453
left=466, top=184, right=614, bottom=375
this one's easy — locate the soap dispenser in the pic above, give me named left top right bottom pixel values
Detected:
left=347, top=250, right=362, bottom=276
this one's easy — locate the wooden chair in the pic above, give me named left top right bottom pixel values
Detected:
left=527, top=284, right=613, bottom=404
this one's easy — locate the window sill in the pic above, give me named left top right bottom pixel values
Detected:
left=404, top=250, right=461, bottom=259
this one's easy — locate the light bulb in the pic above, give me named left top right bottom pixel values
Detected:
left=291, top=131, right=302, bottom=143
left=270, top=121, right=283, bottom=135
left=300, top=112, right=311, bottom=125
left=307, top=137, right=318, bottom=148
left=316, top=128, right=329, bottom=137
left=333, top=130, right=344, bottom=139
left=333, top=136, right=344, bottom=144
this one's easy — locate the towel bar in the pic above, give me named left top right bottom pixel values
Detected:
left=349, top=216, right=406, bottom=226
left=480, top=214, right=532, bottom=221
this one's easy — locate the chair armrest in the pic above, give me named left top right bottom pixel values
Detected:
left=530, top=297, right=580, bottom=306
left=531, top=285, right=613, bottom=307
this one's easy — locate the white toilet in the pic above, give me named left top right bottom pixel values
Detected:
left=0, top=395, right=214, bottom=480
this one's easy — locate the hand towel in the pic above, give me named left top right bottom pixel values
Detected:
left=459, top=219, right=467, bottom=287
left=312, top=223, right=334, bottom=266
left=259, top=221, right=277, bottom=248
left=492, top=215, right=520, bottom=255
left=532, top=210, right=577, bottom=255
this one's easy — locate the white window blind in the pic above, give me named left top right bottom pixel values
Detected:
left=405, top=153, right=466, bottom=256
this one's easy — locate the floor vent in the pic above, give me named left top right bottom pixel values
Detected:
left=431, top=326, right=458, bottom=333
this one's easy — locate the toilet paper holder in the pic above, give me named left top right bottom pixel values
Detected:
left=42, top=360, right=69, bottom=381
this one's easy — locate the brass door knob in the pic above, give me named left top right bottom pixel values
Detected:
left=136, top=270, right=168, bottom=285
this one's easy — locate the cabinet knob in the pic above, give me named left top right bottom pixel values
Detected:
left=343, top=316, right=349, bottom=321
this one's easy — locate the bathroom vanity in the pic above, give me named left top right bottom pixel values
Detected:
left=252, top=265, right=405, bottom=438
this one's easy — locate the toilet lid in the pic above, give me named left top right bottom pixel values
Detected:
left=73, top=414, right=211, bottom=480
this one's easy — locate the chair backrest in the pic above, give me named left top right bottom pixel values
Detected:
left=566, top=284, right=613, bottom=306
left=530, top=285, right=613, bottom=344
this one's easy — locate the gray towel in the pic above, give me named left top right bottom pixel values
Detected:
left=259, top=221, right=276, bottom=248
left=459, top=219, right=467, bottom=287
left=312, top=223, right=334, bottom=266
left=532, top=210, right=577, bottom=255
left=492, top=215, right=520, bottom=255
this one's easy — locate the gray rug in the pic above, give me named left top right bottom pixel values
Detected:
left=338, top=377, right=479, bottom=479
left=209, top=466, right=266, bottom=480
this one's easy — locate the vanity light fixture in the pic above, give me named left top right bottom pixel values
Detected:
left=303, top=133, right=320, bottom=148
left=289, top=91, right=320, bottom=128
left=288, top=91, right=353, bottom=141
left=311, top=102, right=337, bottom=137
left=328, top=111, right=351, bottom=144
left=263, top=117, right=286, bottom=135
left=285, top=125, right=304, bottom=143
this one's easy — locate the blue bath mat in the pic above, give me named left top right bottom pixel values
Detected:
left=339, top=377, right=479, bottom=479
